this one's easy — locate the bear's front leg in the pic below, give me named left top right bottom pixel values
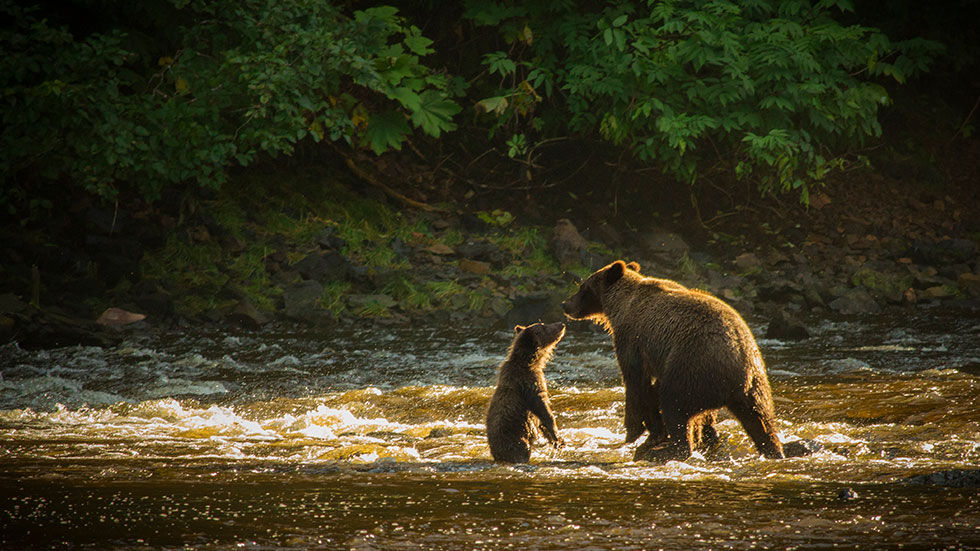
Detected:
left=633, top=408, right=695, bottom=463
left=618, top=350, right=662, bottom=443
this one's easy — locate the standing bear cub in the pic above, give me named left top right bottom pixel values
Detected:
left=562, top=260, right=784, bottom=462
left=486, top=322, right=566, bottom=463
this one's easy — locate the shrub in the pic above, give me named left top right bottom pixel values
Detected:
left=464, top=0, right=942, bottom=201
left=0, top=0, right=461, bottom=212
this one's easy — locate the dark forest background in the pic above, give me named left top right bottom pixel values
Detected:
left=2, top=0, right=979, bottom=339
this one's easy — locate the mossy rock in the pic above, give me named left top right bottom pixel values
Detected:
left=851, top=268, right=913, bottom=303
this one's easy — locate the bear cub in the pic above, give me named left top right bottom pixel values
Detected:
left=486, top=322, right=566, bottom=463
left=563, top=260, right=785, bottom=463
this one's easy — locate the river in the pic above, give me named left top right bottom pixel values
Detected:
left=1, top=307, right=979, bottom=550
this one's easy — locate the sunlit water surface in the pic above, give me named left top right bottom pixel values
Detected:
left=1, top=308, right=979, bottom=550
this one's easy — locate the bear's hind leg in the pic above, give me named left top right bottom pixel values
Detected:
left=691, top=410, right=719, bottom=452
left=728, top=387, right=784, bottom=459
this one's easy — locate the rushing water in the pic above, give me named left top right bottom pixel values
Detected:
left=1, top=307, right=979, bottom=550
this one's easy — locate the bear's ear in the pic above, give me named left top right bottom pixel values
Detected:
left=513, top=325, right=526, bottom=334
left=604, top=260, right=626, bottom=286
left=627, top=261, right=641, bottom=272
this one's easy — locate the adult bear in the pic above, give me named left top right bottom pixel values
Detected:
left=562, top=260, right=784, bottom=462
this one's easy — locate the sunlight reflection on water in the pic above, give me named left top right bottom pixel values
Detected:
left=2, top=310, right=980, bottom=549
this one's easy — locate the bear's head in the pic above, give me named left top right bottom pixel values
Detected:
left=512, top=321, right=566, bottom=353
left=561, top=260, right=639, bottom=320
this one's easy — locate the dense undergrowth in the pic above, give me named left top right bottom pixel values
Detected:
left=137, top=170, right=600, bottom=322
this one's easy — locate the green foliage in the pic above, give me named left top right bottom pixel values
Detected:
left=320, top=281, right=352, bottom=316
left=383, top=275, right=433, bottom=311
left=476, top=209, right=515, bottom=227
left=463, top=0, right=942, bottom=199
left=0, top=0, right=460, bottom=210
left=0, top=0, right=948, bottom=213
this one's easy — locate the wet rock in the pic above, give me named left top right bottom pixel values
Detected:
left=425, top=427, right=454, bottom=439
left=828, top=288, right=881, bottom=315
left=96, top=307, right=146, bottom=326
left=225, top=299, right=269, bottom=330
left=765, top=310, right=810, bottom=341
left=293, top=252, right=351, bottom=283
left=783, top=438, right=823, bottom=457
left=757, top=278, right=805, bottom=303
left=904, top=469, right=980, bottom=488
left=283, top=280, right=323, bottom=320
left=551, top=219, right=589, bottom=269
left=837, top=487, right=859, bottom=501
left=1, top=297, right=120, bottom=350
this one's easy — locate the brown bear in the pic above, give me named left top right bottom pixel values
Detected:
left=562, top=260, right=784, bottom=462
left=486, top=322, right=566, bottom=463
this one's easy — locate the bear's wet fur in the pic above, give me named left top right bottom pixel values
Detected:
left=486, top=322, right=566, bottom=463
left=562, top=260, right=784, bottom=462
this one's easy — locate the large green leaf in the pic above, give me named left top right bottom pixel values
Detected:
left=363, top=110, right=409, bottom=154
left=409, top=90, right=461, bottom=138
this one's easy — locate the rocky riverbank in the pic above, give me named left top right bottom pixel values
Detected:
left=2, top=148, right=979, bottom=351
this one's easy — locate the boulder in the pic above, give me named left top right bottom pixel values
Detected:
left=225, top=299, right=269, bottom=330
left=904, top=469, right=980, bottom=488
left=734, top=252, right=762, bottom=272
left=315, top=227, right=347, bottom=251
left=936, top=238, right=977, bottom=262
left=851, top=268, right=913, bottom=304
left=828, top=288, right=881, bottom=315
left=96, top=307, right=146, bottom=326
left=293, top=252, right=351, bottom=283
left=459, top=259, right=491, bottom=275
left=283, top=280, right=324, bottom=320
left=957, top=272, right=980, bottom=299
left=765, top=310, right=811, bottom=340
left=423, top=243, right=455, bottom=256
left=456, top=239, right=508, bottom=266
left=551, top=219, right=589, bottom=269
left=918, top=285, right=951, bottom=300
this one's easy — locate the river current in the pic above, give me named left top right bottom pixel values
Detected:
left=1, top=308, right=979, bottom=550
